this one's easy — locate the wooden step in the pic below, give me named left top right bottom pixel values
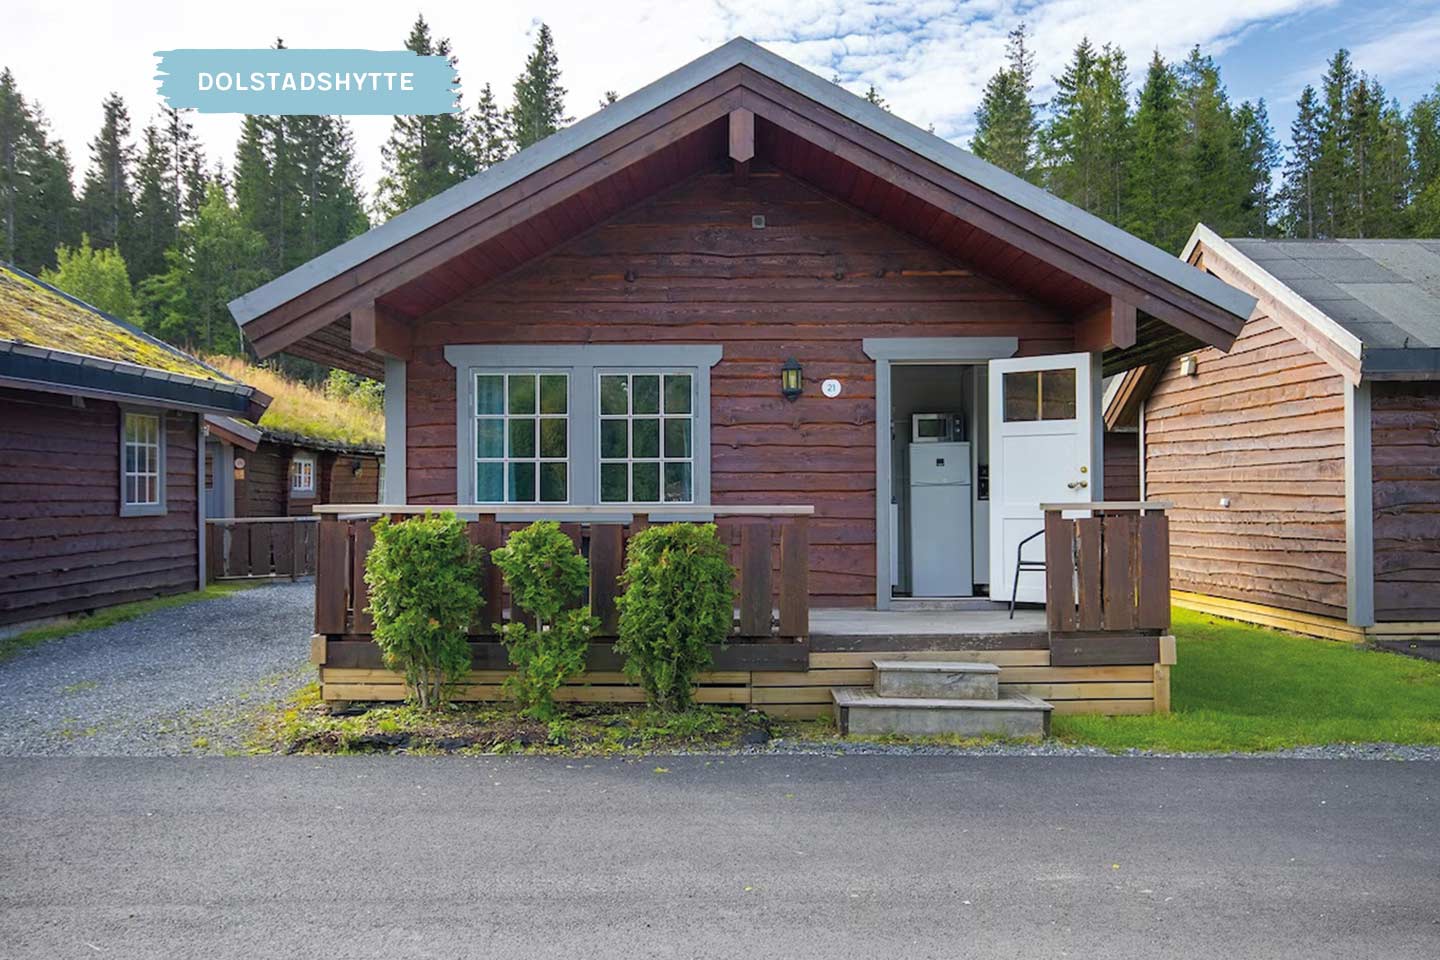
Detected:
left=872, top=659, right=1000, bottom=700
left=832, top=687, right=1052, bottom=739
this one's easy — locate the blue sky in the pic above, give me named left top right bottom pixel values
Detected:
left=3, top=0, right=1439, bottom=196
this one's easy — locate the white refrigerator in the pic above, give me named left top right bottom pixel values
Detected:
left=908, top=442, right=973, bottom=597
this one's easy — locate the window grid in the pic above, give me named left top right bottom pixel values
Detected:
left=474, top=372, right=570, bottom=504
left=290, top=455, right=315, bottom=494
left=598, top=371, right=694, bottom=504
left=123, top=413, right=162, bottom=506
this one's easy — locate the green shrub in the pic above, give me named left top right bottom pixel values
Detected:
left=489, top=521, right=598, bottom=720
left=615, top=523, right=735, bottom=711
left=364, top=513, right=483, bottom=709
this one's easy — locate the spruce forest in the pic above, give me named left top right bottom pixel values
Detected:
left=2, top=18, right=1438, bottom=366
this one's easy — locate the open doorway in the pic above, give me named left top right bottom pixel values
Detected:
left=888, top=364, right=989, bottom=599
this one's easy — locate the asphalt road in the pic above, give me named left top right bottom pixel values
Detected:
left=2, top=755, right=1437, bottom=959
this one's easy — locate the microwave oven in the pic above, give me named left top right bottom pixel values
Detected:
left=911, top=413, right=955, bottom=443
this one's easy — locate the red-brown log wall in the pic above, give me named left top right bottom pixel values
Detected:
left=1143, top=315, right=1348, bottom=618
left=404, top=166, right=1074, bottom=606
left=1103, top=431, right=1141, bottom=501
left=0, top=387, right=199, bottom=624
left=1371, top=381, right=1440, bottom=621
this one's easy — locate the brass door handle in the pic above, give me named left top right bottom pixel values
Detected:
left=1067, top=480, right=1088, bottom=489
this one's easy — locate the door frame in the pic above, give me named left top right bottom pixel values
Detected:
left=863, top=337, right=1018, bottom=610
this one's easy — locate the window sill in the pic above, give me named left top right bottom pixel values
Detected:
left=120, top=504, right=167, bottom=518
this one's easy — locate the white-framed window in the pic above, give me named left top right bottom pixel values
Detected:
left=121, top=410, right=165, bottom=516
left=598, top=371, right=694, bottom=504
left=290, top=453, right=316, bottom=495
left=473, top=371, right=570, bottom=503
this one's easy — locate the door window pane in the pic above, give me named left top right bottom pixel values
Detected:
left=1040, top=369, right=1077, bottom=420
left=1002, top=371, right=1039, bottom=422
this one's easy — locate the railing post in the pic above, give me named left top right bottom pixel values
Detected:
left=738, top=521, right=774, bottom=638
left=314, top=517, right=350, bottom=634
left=778, top=515, right=809, bottom=639
left=1044, top=509, right=1076, bottom=632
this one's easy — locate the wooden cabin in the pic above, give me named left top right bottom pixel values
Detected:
left=1106, top=227, right=1440, bottom=652
left=203, top=417, right=384, bottom=520
left=229, top=39, right=1256, bottom=717
left=0, top=263, right=269, bottom=626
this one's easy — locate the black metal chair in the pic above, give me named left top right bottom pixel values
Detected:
left=1009, top=528, right=1046, bottom=619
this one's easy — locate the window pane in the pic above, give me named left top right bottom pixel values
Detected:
left=1040, top=368, right=1078, bottom=420
left=125, top=476, right=138, bottom=504
left=664, top=374, right=692, bottom=414
left=663, top=418, right=692, bottom=458
left=663, top=462, right=692, bottom=503
left=633, top=375, right=660, bottom=414
left=600, top=375, right=628, bottom=415
left=476, top=419, right=504, bottom=458
left=600, top=463, right=628, bottom=502
left=126, top=445, right=138, bottom=474
left=632, top=462, right=660, bottom=502
left=600, top=419, right=627, bottom=459
left=508, top=418, right=536, bottom=458
left=539, top=375, right=568, bottom=414
left=144, top=477, right=157, bottom=504
left=539, top=463, right=567, bottom=502
left=539, top=417, right=567, bottom=458
left=633, top=418, right=659, bottom=458
left=475, top=375, right=504, bottom=415
left=508, top=462, right=536, bottom=502
left=508, top=374, right=536, bottom=415
left=1003, top=371, right=1039, bottom=422
left=476, top=462, right=504, bottom=502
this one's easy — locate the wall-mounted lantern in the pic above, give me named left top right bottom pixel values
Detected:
left=781, top=358, right=803, bottom=401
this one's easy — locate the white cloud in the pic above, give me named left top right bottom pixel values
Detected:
left=0, top=0, right=1343, bottom=201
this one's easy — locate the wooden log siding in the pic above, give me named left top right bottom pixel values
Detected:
left=1043, top=503, right=1170, bottom=634
left=1103, top=431, right=1140, bottom=501
left=1371, top=381, right=1440, bottom=621
left=0, top=388, right=200, bottom=624
left=403, top=167, right=1077, bottom=606
left=205, top=518, right=318, bottom=580
left=1142, top=315, right=1348, bottom=618
left=314, top=509, right=812, bottom=642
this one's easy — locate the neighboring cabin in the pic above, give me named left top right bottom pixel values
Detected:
left=1106, top=227, right=1440, bottom=648
left=199, top=358, right=384, bottom=521
left=0, top=263, right=269, bottom=626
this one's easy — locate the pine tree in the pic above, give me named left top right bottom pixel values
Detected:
left=863, top=84, right=888, bottom=109
left=128, top=124, right=176, bottom=282
left=79, top=92, right=135, bottom=253
left=0, top=68, right=77, bottom=272
left=40, top=234, right=136, bottom=319
left=508, top=22, right=570, bottom=151
left=472, top=82, right=510, bottom=169
left=374, top=16, right=474, bottom=219
left=161, top=107, right=207, bottom=227
left=1125, top=52, right=1185, bottom=249
left=971, top=23, right=1037, bottom=179
left=1232, top=99, right=1281, bottom=237
left=1176, top=47, right=1241, bottom=236
left=1040, top=39, right=1129, bottom=217
left=1282, top=85, right=1323, bottom=237
left=290, top=112, right=369, bottom=265
left=1316, top=49, right=1356, bottom=236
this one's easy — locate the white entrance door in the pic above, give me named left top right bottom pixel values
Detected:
left=988, top=352, right=1096, bottom=604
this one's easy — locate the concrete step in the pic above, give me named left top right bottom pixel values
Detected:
left=832, top=687, right=1052, bottom=739
left=873, top=659, right=1000, bottom=700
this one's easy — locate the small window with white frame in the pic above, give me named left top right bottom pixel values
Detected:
left=474, top=371, right=569, bottom=503
left=290, top=453, right=316, bottom=496
left=121, top=410, right=165, bottom=515
left=598, top=371, right=694, bottom=504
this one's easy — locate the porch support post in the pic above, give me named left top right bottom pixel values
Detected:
left=351, top=300, right=413, bottom=360
left=1076, top=295, right=1138, bottom=352
left=384, top=356, right=407, bottom=504
left=1345, top=379, right=1374, bottom=627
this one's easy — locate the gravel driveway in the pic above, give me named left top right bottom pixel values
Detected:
left=0, top=581, right=313, bottom=756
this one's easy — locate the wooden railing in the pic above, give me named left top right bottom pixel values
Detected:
left=310, top=505, right=813, bottom=643
left=1042, top=501, right=1171, bottom=635
left=206, top=517, right=318, bottom=581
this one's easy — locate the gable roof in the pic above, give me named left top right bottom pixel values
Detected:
left=0, top=262, right=269, bottom=417
left=231, top=38, right=1253, bottom=376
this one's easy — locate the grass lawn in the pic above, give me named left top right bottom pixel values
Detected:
left=1052, top=607, right=1440, bottom=752
left=0, top=581, right=263, bottom=664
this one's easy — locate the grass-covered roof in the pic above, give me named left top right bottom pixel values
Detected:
left=203, top=355, right=384, bottom=448
left=0, top=263, right=227, bottom=382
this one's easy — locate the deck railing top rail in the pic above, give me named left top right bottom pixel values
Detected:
left=312, top=503, right=816, bottom=518
left=1039, top=501, right=1172, bottom=513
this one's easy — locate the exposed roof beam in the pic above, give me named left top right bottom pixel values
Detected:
left=1076, top=295, right=1138, bottom=352
left=729, top=107, right=754, bottom=180
left=350, top=301, right=413, bottom=361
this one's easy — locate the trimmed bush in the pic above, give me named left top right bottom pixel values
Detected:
left=615, top=523, right=735, bottom=711
left=364, top=513, right=483, bottom=709
left=489, top=521, right=598, bottom=720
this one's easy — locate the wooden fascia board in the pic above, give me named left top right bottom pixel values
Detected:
left=243, top=70, right=751, bottom=356
left=733, top=75, right=1247, bottom=352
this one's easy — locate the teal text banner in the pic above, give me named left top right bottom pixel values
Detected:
left=155, top=49, right=459, bottom=115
